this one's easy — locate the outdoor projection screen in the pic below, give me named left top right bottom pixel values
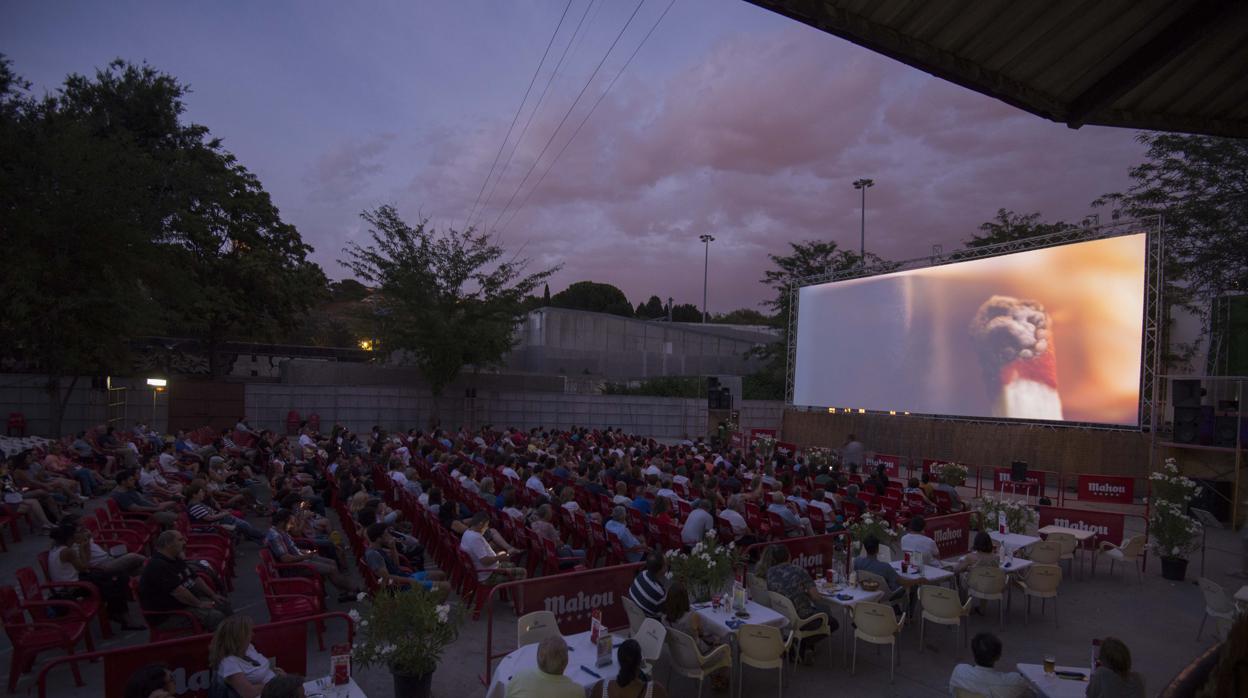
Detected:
left=792, top=234, right=1147, bottom=426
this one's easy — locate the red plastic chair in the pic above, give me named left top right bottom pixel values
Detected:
left=540, top=537, right=586, bottom=576
left=256, top=564, right=326, bottom=650
left=457, top=549, right=498, bottom=620
left=0, top=585, right=86, bottom=692
left=129, top=578, right=203, bottom=642
left=6, top=413, right=26, bottom=437
left=14, top=567, right=107, bottom=643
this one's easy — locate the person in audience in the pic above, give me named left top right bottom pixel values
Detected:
left=903, top=477, right=935, bottom=510
left=138, top=530, right=232, bottom=630
left=954, top=531, right=1000, bottom=573
left=1087, top=636, right=1145, bottom=698
left=763, top=545, right=838, bottom=662
left=185, top=483, right=266, bottom=543
left=48, top=520, right=144, bottom=630
left=139, top=453, right=182, bottom=499
left=99, top=425, right=140, bottom=468
left=157, top=442, right=196, bottom=480
left=363, top=523, right=448, bottom=593
left=627, top=550, right=668, bottom=619
left=934, top=476, right=966, bottom=512
left=112, top=468, right=178, bottom=528
left=606, top=506, right=646, bottom=563
left=43, top=442, right=111, bottom=497
left=611, top=482, right=632, bottom=506
left=460, top=511, right=526, bottom=584
left=842, top=484, right=868, bottom=514
left=900, top=515, right=941, bottom=562
left=505, top=636, right=583, bottom=698
left=590, top=638, right=669, bottom=698
left=260, top=674, right=306, bottom=698
left=210, top=614, right=282, bottom=698
left=949, top=633, right=1031, bottom=697
left=529, top=503, right=585, bottom=565
left=650, top=495, right=673, bottom=528
left=10, top=451, right=72, bottom=517
left=661, top=581, right=730, bottom=690
left=679, top=498, right=716, bottom=547
left=918, top=473, right=937, bottom=500
left=767, top=491, right=814, bottom=537
left=1, top=456, right=55, bottom=530
left=71, top=432, right=107, bottom=468
left=718, top=495, right=753, bottom=546
left=853, top=535, right=907, bottom=602
left=265, top=509, right=360, bottom=602
left=123, top=663, right=175, bottom=698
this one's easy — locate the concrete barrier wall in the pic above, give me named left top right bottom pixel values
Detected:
left=0, top=374, right=168, bottom=438
left=245, top=383, right=784, bottom=441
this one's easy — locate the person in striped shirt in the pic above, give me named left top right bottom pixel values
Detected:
left=627, top=550, right=668, bottom=619
left=185, top=484, right=266, bottom=543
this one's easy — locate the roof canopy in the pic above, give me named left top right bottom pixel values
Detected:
left=744, top=0, right=1248, bottom=138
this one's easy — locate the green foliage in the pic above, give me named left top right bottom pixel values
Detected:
left=340, top=205, right=558, bottom=397
left=351, top=589, right=462, bottom=677
left=602, top=376, right=706, bottom=398
left=329, top=279, right=371, bottom=302
left=635, top=295, right=667, bottom=320
left=1148, top=458, right=1202, bottom=559
left=670, top=303, right=703, bottom=322
left=742, top=368, right=784, bottom=400
left=961, top=209, right=1070, bottom=249
left=665, top=533, right=740, bottom=601
left=550, top=280, right=634, bottom=317
left=711, top=308, right=771, bottom=325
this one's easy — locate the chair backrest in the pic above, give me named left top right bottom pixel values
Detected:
left=853, top=601, right=900, bottom=638
left=1120, top=535, right=1146, bottom=557
left=0, top=586, right=27, bottom=632
left=1198, top=578, right=1234, bottom=614
left=1024, top=564, right=1062, bottom=593
left=967, top=566, right=1006, bottom=595
left=666, top=626, right=705, bottom=670
left=737, top=624, right=785, bottom=662
left=919, top=584, right=965, bottom=620
left=14, top=567, right=43, bottom=602
left=746, top=574, right=771, bottom=609
left=1029, top=541, right=1062, bottom=564
left=636, top=618, right=667, bottom=663
left=1047, top=532, right=1077, bottom=556
left=516, top=611, right=561, bottom=647
left=621, top=596, right=646, bottom=636
left=767, top=591, right=801, bottom=624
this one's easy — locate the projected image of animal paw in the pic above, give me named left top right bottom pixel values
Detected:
left=969, top=295, right=1063, bottom=420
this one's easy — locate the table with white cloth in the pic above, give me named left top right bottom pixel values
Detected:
left=1016, top=663, right=1091, bottom=698
left=692, top=599, right=788, bottom=640
left=302, top=676, right=369, bottom=698
left=488, top=630, right=617, bottom=698
left=945, top=555, right=1034, bottom=577
left=890, top=560, right=955, bottom=585
left=814, top=580, right=883, bottom=662
left=1039, top=525, right=1097, bottom=577
left=989, top=531, right=1042, bottom=556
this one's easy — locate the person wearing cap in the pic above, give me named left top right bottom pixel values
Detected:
left=680, top=499, right=717, bottom=547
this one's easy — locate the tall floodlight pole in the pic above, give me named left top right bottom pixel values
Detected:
left=699, top=234, right=715, bottom=323
left=852, top=178, right=874, bottom=269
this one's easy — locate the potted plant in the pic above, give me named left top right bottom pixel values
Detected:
left=351, top=588, right=461, bottom=698
left=935, top=462, right=968, bottom=487
left=848, top=513, right=902, bottom=554
left=1148, top=458, right=1202, bottom=581
left=975, top=496, right=1037, bottom=534
left=666, top=530, right=740, bottom=602
left=754, top=435, right=776, bottom=463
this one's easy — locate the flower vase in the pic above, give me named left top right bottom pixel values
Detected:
left=1160, top=556, right=1188, bottom=581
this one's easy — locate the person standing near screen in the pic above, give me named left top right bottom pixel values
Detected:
left=841, top=435, right=864, bottom=470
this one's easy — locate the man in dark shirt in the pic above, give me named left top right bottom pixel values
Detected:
left=112, top=469, right=178, bottom=527
left=138, top=530, right=231, bottom=630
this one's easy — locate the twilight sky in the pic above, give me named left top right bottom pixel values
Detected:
left=1, top=0, right=1146, bottom=313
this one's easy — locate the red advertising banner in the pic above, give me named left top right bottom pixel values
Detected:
left=1076, top=474, right=1134, bottom=504
left=1037, top=506, right=1125, bottom=546
left=750, top=428, right=778, bottom=440
left=744, top=532, right=852, bottom=579
left=729, top=431, right=744, bottom=448
left=775, top=441, right=798, bottom=459
left=511, top=563, right=642, bottom=635
left=992, top=467, right=1047, bottom=493
left=925, top=511, right=972, bottom=558
left=865, top=453, right=902, bottom=477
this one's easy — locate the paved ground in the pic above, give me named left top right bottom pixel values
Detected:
left=4, top=499, right=1243, bottom=698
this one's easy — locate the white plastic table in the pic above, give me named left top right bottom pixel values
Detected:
left=1016, top=663, right=1091, bottom=698
left=815, top=581, right=883, bottom=662
left=1040, top=525, right=1097, bottom=577
left=890, top=560, right=955, bottom=584
left=989, top=531, right=1042, bottom=555
left=489, top=630, right=616, bottom=697
left=693, top=599, right=788, bottom=641
left=303, top=676, right=369, bottom=698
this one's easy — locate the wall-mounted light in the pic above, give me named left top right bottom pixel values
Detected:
left=858, top=408, right=866, bottom=414
left=359, top=339, right=374, bottom=351
left=146, top=378, right=167, bottom=388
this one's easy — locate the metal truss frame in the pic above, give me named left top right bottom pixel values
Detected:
left=784, top=217, right=1164, bottom=433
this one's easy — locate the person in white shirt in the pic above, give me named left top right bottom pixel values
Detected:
left=297, top=427, right=316, bottom=451
left=643, top=461, right=662, bottom=477
left=900, top=515, right=942, bottom=563
left=949, top=633, right=1032, bottom=698
left=501, top=463, right=520, bottom=482
left=611, top=482, right=633, bottom=506
left=807, top=489, right=834, bottom=518
left=388, top=464, right=408, bottom=487
left=672, top=468, right=690, bottom=488
left=718, top=495, right=750, bottom=540
left=680, top=499, right=716, bottom=546
left=211, top=615, right=280, bottom=698
left=656, top=483, right=680, bottom=502
left=459, top=512, right=525, bottom=584
left=525, top=470, right=547, bottom=497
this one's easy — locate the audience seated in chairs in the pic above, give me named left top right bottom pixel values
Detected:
left=138, top=530, right=232, bottom=631
left=210, top=614, right=284, bottom=698
left=590, top=638, right=669, bottom=698
left=363, top=522, right=449, bottom=594
left=265, top=509, right=360, bottom=603
left=48, top=519, right=144, bottom=630
left=112, top=468, right=178, bottom=528
left=460, top=511, right=526, bottom=585
left=853, top=535, right=908, bottom=603
left=627, top=551, right=668, bottom=620
left=504, top=635, right=583, bottom=698
left=185, top=483, right=267, bottom=544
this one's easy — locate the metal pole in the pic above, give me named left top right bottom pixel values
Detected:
left=699, top=234, right=714, bottom=323
left=859, top=185, right=866, bottom=264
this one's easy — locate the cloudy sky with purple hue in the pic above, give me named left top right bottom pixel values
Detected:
left=2, top=0, right=1146, bottom=312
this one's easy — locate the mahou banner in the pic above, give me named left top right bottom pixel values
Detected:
left=1076, top=474, right=1134, bottom=504
left=925, top=512, right=972, bottom=558
left=750, top=428, right=777, bottom=443
left=775, top=441, right=798, bottom=459
left=865, top=453, right=902, bottom=477
left=512, top=563, right=642, bottom=634
left=1037, top=506, right=1125, bottom=545
left=746, top=532, right=851, bottom=578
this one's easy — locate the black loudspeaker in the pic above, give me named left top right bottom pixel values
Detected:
left=1214, top=416, right=1239, bottom=447
left=1172, top=379, right=1204, bottom=407
left=1010, top=461, right=1028, bottom=482
left=707, top=377, right=721, bottom=409
left=1173, top=406, right=1201, bottom=444
left=1191, top=479, right=1232, bottom=523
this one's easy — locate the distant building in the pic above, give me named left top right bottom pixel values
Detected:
left=503, top=307, right=778, bottom=380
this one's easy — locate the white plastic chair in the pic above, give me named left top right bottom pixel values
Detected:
left=622, top=596, right=646, bottom=637
left=736, top=623, right=791, bottom=698
left=1016, top=564, right=1061, bottom=627
left=516, top=610, right=560, bottom=647
left=1096, top=535, right=1146, bottom=581
left=851, top=601, right=906, bottom=683
left=746, top=574, right=772, bottom=609
left=1046, top=532, right=1079, bottom=577
left=1028, top=541, right=1061, bottom=565
left=768, top=591, right=833, bottom=666
left=666, top=626, right=732, bottom=698
left=636, top=617, right=667, bottom=672
left=918, top=584, right=971, bottom=651
left=1196, top=577, right=1236, bottom=641
left=966, top=565, right=1008, bottom=628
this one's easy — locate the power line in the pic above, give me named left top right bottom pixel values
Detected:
left=488, top=0, right=648, bottom=234
left=471, top=0, right=597, bottom=231
left=498, top=0, right=677, bottom=237
left=461, top=0, right=573, bottom=231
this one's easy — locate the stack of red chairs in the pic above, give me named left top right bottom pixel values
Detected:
left=14, top=567, right=107, bottom=646
left=0, top=586, right=87, bottom=692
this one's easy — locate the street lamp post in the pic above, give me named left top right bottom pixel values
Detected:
left=852, top=178, right=874, bottom=269
left=699, top=234, right=715, bottom=323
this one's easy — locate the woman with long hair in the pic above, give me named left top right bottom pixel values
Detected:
left=1088, top=636, right=1145, bottom=697
left=591, top=638, right=669, bottom=698
left=209, top=615, right=281, bottom=698
left=48, top=520, right=143, bottom=630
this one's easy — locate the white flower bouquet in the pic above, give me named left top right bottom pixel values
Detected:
left=352, top=587, right=461, bottom=677
left=935, top=462, right=968, bottom=487
left=666, top=529, right=740, bottom=601
left=975, top=495, right=1037, bottom=534
left=1148, top=458, right=1202, bottom=559
left=848, top=513, right=901, bottom=546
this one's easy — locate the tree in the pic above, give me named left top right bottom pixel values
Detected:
left=340, top=205, right=558, bottom=398
left=1093, top=133, right=1248, bottom=367
left=670, top=303, right=703, bottom=323
left=635, top=295, right=666, bottom=320
left=549, top=281, right=634, bottom=317
left=543, top=283, right=551, bottom=305
left=962, top=209, right=1070, bottom=248
left=712, top=308, right=770, bottom=325
left=329, top=279, right=371, bottom=302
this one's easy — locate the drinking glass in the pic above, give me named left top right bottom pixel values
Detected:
left=1043, top=655, right=1056, bottom=674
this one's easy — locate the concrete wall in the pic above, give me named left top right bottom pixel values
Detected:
left=245, top=382, right=784, bottom=441
left=0, top=374, right=169, bottom=437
